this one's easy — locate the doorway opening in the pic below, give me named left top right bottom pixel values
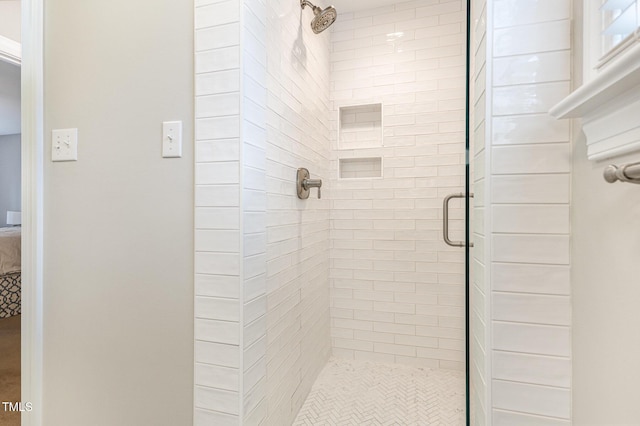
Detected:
left=0, top=13, right=23, bottom=425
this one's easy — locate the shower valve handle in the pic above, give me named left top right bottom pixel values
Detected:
left=303, top=179, right=322, bottom=199
left=296, top=168, right=322, bottom=199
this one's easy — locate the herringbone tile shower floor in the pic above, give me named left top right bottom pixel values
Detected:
left=293, top=358, right=465, bottom=426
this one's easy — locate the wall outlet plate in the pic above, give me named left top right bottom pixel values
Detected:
left=52, top=128, right=78, bottom=162
left=162, top=121, right=182, bottom=158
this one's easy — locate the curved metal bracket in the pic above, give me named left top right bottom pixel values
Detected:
left=443, top=193, right=474, bottom=248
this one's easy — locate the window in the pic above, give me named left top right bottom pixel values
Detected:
left=582, top=0, right=640, bottom=80
left=598, top=0, right=640, bottom=67
left=549, top=1, right=640, bottom=160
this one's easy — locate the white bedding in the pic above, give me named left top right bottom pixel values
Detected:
left=0, top=227, right=21, bottom=275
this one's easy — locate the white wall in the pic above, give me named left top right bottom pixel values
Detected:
left=570, top=2, right=640, bottom=423
left=474, top=0, right=573, bottom=424
left=43, top=1, right=194, bottom=425
left=572, top=145, right=640, bottom=424
left=0, top=0, right=21, bottom=42
left=0, top=134, right=20, bottom=227
left=264, top=0, right=332, bottom=423
left=329, top=0, right=467, bottom=370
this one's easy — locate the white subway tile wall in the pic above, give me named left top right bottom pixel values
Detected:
left=470, top=0, right=489, bottom=424
left=485, top=0, right=572, bottom=423
left=196, top=0, right=331, bottom=423
left=193, top=0, right=270, bottom=424
left=194, top=0, right=243, bottom=424
left=193, top=1, right=573, bottom=425
left=264, top=0, right=332, bottom=424
left=329, top=0, right=467, bottom=371
left=242, top=0, right=268, bottom=424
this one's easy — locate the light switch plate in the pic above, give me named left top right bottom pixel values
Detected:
left=162, top=121, right=182, bottom=158
left=52, top=128, right=78, bottom=162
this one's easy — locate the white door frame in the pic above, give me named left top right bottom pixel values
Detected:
left=17, top=0, right=44, bottom=424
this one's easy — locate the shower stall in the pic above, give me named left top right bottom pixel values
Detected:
left=193, top=0, right=473, bottom=424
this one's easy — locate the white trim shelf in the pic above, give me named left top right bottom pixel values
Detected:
left=550, top=42, right=640, bottom=160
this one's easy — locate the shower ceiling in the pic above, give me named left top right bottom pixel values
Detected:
left=329, top=0, right=397, bottom=13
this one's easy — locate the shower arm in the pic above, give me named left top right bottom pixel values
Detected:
left=300, top=0, right=320, bottom=13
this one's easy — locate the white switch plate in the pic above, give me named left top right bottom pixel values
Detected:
left=52, top=128, right=78, bottom=162
left=162, top=121, right=182, bottom=158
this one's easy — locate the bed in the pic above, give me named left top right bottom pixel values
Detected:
left=0, top=227, right=21, bottom=318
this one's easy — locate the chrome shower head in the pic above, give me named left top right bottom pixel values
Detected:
left=301, top=0, right=337, bottom=34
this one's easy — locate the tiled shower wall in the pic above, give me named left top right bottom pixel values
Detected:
left=194, top=0, right=331, bottom=424
left=193, top=0, right=244, bottom=423
left=241, top=0, right=268, bottom=423
left=471, top=0, right=573, bottom=424
left=470, top=0, right=488, bottom=424
left=329, top=0, right=468, bottom=369
left=264, top=0, right=332, bottom=424
left=193, top=0, right=270, bottom=424
left=489, top=0, right=572, bottom=422
left=194, top=1, right=574, bottom=425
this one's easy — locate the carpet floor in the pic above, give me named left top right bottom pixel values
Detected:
left=0, top=315, right=20, bottom=426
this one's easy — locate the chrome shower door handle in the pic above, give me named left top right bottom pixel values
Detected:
left=443, top=193, right=474, bottom=248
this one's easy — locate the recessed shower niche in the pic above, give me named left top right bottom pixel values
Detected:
left=338, top=103, right=383, bottom=149
left=338, top=157, right=383, bottom=179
